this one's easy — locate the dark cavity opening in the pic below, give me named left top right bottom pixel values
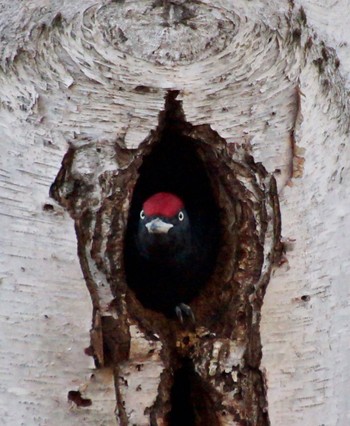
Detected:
left=124, top=125, right=221, bottom=317
left=168, top=358, right=219, bottom=426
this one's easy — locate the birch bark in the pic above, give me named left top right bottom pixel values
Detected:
left=0, top=1, right=349, bottom=425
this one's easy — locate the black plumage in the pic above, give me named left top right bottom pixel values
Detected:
left=124, top=135, right=220, bottom=317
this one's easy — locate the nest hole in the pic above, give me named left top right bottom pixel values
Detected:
left=124, top=122, right=222, bottom=318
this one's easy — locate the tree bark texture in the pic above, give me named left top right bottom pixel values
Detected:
left=0, top=1, right=349, bottom=425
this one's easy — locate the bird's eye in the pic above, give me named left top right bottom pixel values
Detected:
left=140, top=210, right=145, bottom=220
left=178, top=211, right=184, bottom=221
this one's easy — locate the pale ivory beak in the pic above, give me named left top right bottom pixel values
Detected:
left=145, top=218, right=174, bottom=234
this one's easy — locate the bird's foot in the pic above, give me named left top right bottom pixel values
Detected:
left=175, top=303, right=195, bottom=324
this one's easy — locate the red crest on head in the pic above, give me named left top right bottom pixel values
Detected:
left=143, top=192, right=184, bottom=218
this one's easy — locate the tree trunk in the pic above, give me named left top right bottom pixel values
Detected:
left=0, top=1, right=349, bottom=425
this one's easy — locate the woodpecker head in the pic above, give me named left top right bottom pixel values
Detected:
left=136, top=192, right=191, bottom=261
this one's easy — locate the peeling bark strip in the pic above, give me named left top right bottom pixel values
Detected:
left=51, top=92, right=282, bottom=425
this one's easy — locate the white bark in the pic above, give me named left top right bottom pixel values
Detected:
left=261, top=64, right=350, bottom=426
left=0, top=0, right=349, bottom=425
